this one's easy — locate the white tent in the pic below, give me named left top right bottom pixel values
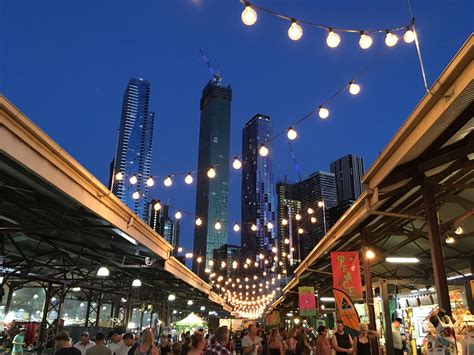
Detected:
left=174, top=312, right=206, bottom=327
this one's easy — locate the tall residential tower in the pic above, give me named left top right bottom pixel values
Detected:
left=112, top=78, right=155, bottom=220
left=330, top=154, right=365, bottom=204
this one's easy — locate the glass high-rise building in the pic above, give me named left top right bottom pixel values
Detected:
left=192, top=79, right=232, bottom=277
left=330, top=154, right=365, bottom=204
left=241, top=114, right=276, bottom=264
left=112, top=78, right=155, bottom=220
left=148, top=201, right=180, bottom=253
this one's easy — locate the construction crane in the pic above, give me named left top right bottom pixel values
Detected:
left=199, top=49, right=222, bottom=83
left=287, top=141, right=303, bottom=181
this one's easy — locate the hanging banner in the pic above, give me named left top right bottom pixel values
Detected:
left=299, top=286, right=317, bottom=317
left=266, top=311, right=281, bottom=326
left=331, top=251, right=363, bottom=300
left=333, top=288, right=360, bottom=336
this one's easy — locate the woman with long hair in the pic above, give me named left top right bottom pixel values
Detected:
left=268, top=329, right=284, bottom=355
left=353, top=324, right=378, bottom=355
left=187, top=332, right=207, bottom=355
left=285, top=328, right=297, bottom=355
left=134, top=329, right=159, bottom=355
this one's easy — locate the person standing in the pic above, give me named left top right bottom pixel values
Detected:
left=392, top=318, right=404, bottom=355
left=54, top=331, right=82, bottom=355
left=74, top=332, right=96, bottom=355
left=160, top=335, right=172, bottom=355
left=315, top=326, right=331, bottom=355
left=268, top=329, right=284, bottom=355
left=188, top=332, right=207, bottom=355
left=205, top=326, right=231, bottom=355
left=242, top=324, right=262, bottom=355
left=353, top=324, right=379, bottom=355
left=108, top=331, right=129, bottom=355
left=331, top=321, right=353, bottom=355
left=12, top=328, right=26, bottom=355
left=86, top=333, right=112, bottom=355
left=134, top=329, right=159, bottom=355
left=234, top=331, right=243, bottom=355
left=122, top=333, right=138, bottom=355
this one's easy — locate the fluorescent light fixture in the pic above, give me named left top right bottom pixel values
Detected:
left=447, top=273, right=472, bottom=281
left=386, top=257, right=420, bottom=263
left=320, top=297, right=335, bottom=302
left=113, top=229, right=138, bottom=245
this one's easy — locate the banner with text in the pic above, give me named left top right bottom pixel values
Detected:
left=334, top=288, right=360, bottom=337
left=331, top=251, right=363, bottom=300
left=299, top=286, right=317, bottom=317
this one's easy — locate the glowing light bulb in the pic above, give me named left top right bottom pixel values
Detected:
left=132, top=191, right=140, bottom=200
left=207, top=167, right=216, bottom=179
left=197, top=256, right=202, bottom=263
left=307, top=208, right=314, bottom=215
left=233, top=223, right=240, bottom=232
left=272, top=247, right=277, bottom=253
left=184, top=173, right=193, bottom=185
left=445, top=236, right=455, bottom=244
left=233, top=157, right=242, bottom=170
left=241, top=4, right=257, bottom=26
left=259, top=145, right=269, bottom=157
left=326, top=30, right=341, bottom=48
left=311, top=216, right=317, bottom=224
left=282, top=218, right=288, bottom=226
left=251, top=224, right=257, bottom=232
left=288, top=21, right=303, bottom=41
left=318, top=106, right=329, bottom=119
left=146, top=177, right=154, bottom=187
left=295, top=213, right=301, bottom=221
left=246, top=258, right=251, bottom=264
left=221, top=261, right=226, bottom=268
left=115, top=172, right=124, bottom=181
left=214, top=221, right=222, bottom=230
left=195, top=217, right=202, bottom=226
left=284, top=238, right=290, bottom=245
left=153, top=201, right=161, bottom=211
left=318, top=201, right=325, bottom=208
left=267, top=222, right=273, bottom=230
left=298, top=228, right=304, bottom=234
left=177, top=247, right=183, bottom=253
left=359, top=32, right=373, bottom=49
left=349, top=81, right=361, bottom=95
left=455, top=227, right=463, bottom=235
left=366, top=249, right=376, bottom=259
left=385, top=32, right=398, bottom=47
left=175, top=211, right=182, bottom=220
left=209, top=260, right=214, bottom=266
left=403, top=28, right=416, bottom=43
left=232, top=261, right=238, bottom=269
left=164, top=176, right=173, bottom=187
left=287, top=127, right=297, bottom=140
left=129, top=175, right=138, bottom=185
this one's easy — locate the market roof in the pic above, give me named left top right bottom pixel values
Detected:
left=269, top=34, right=474, bottom=314
left=0, top=96, right=231, bottom=315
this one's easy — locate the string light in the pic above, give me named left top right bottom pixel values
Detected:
left=185, top=253, right=193, bottom=259
left=349, top=81, right=361, bottom=95
left=146, top=177, right=154, bottom=187
left=259, top=144, right=269, bottom=157
left=267, top=222, right=274, bottom=230
left=164, top=176, right=173, bottom=187
left=233, top=157, right=242, bottom=170
left=178, top=247, right=183, bottom=253
left=318, top=106, right=329, bottom=119
left=184, top=173, right=193, bottom=185
left=207, top=167, right=216, bottom=179
left=298, top=228, right=304, bottom=234
left=288, top=20, right=303, bottom=41
left=287, top=127, right=298, bottom=140
left=197, top=256, right=203, bottom=263
left=233, top=223, right=241, bottom=232
left=251, top=224, right=258, bottom=231
left=326, top=30, right=341, bottom=48
left=221, top=261, right=226, bottom=269
left=129, top=175, right=138, bottom=185
left=307, top=208, right=314, bottom=215
left=115, top=172, right=124, bottom=181
left=403, top=27, right=416, bottom=43
left=175, top=211, right=182, bottom=220
left=232, top=261, right=238, bottom=269
left=195, top=217, right=202, bottom=226
left=132, top=191, right=140, bottom=200
left=241, top=3, right=257, bottom=26
left=359, top=32, right=373, bottom=49
left=282, top=218, right=288, bottom=226
left=153, top=201, right=162, bottom=211
left=385, top=31, right=398, bottom=47
left=215, top=221, right=222, bottom=230
left=311, top=216, right=317, bottom=223
left=295, top=213, right=302, bottom=221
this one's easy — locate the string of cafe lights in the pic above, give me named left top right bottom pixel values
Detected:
left=239, top=0, right=416, bottom=48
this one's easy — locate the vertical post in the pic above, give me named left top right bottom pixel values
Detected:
left=466, top=258, right=474, bottom=313
left=422, top=182, right=451, bottom=315
left=380, top=280, right=394, bottom=355
left=95, top=292, right=103, bottom=327
left=4, top=282, right=14, bottom=315
left=361, top=233, right=377, bottom=355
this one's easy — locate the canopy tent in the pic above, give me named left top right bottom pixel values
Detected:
left=174, top=312, right=206, bottom=327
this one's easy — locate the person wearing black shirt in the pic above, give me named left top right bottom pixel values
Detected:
left=54, top=331, right=82, bottom=355
left=331, top=321, right=353, bottom=355
left=123, top=333, right=138, bottom=355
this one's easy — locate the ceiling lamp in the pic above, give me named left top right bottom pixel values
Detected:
left=132, top=279, right=142, bottom=287
left=97, top=267, right=110, bottom=277
left=168, top=294, right=176, bottom=301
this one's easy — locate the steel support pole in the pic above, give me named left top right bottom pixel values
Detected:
left=380, top=280, right=394, bottom=355
left=361, top=234, right=377, bottom=355
left=422, top=182, right=452, bottom=315
left=4, top=283, right=14, bottom=315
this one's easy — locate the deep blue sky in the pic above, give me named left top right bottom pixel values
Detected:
left=1, top=0, right=472, bottom=255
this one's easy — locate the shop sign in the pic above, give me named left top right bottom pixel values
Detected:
left=330, top=251, right=363, bottom=300
left=299, top=286, right=317, bottom=316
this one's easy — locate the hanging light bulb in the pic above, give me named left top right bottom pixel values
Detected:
left=287, top=127, right=297, bottom=140
left=209, top=260, right=214, bottom=266
left=232, top=157, right=242, bottom=170
left=97, top=266, right=110, bottom=277
left=132, top=191, right=140, bottom=200
left=282, top=218, right=288, bottom=226
left=207, top=167, right=216, bottom=179
left=359, top=32, right=373, bottom=49
left=246, top=258, right=251, bottom=264
left=404, top=27, right=416, bottom=43
left=132, top=279, right=142, bottom=287
left=197, top=256, right=203, bottom=263
left=115, top=172, right=124, bottom=181
left=284, top=238, right=290, bottom=245
left=298, top=228, right=304, bottom=234
left=232, top=261, right=238, bottom=269
left=129, top=175, right=138, bottom=185
left=177, top=247, right=183, bottom=253
left=241, top=3, right=257, bottom=26
left=318, top=105, right=330, bottom=119
left=233, top=223, right=240, bottom=232
left=267, top=221, right=273, bottom=230
left=214, top=221, right=222, bottom=230
left=288, top=20, right=303, bottom=41
left=385, top=31, right=398, bottom=47
left=326, top=29, right=341, bottom=48
left=221, top=261, right=227, bottom=269
left=154, top=201, right=162, bottom=211
left=251, top=224, right=258, bottom=232
left=272, top=247, right=277, bottom=253
left=164, top=175, right=173, bottom=187
left=311, top=216, right=317, bottom=224
left=349, top=81, right=361, bottom=95
left=259, top=144, right=269, bottom=157
left=146, top=177, right=155, bottom=187
left=307, top=208, right=314, bottom=215
left=258, top=253, right=264, bottom=260
left=175, top=210, right=182, bottom=220
left=183, top=173, right=193, bottom=185
left=295, top=213, right=302, bottom=221
left=195, top=217, right=202, bottom=226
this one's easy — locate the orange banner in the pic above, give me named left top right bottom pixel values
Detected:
left=331, top=251, right=363, bottom=300
left=333, top=288, right=360, bottom=336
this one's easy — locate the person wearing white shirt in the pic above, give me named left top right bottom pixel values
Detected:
left=242, top=325, right=262, bottom=355
left=108, top=332, right=130, bottom=355
left=74, top=332, right=95, bottom=355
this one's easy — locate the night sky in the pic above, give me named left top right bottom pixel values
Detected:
left=1, top=0, right=472, bottom=256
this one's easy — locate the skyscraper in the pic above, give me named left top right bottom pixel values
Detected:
left=241, top=114, right=276, bottom=265
left=330, top=154, right=365, bottom=204
left=148, top=201, right=180, bottom=253
left=192, top=79, right=232, bottom=277
left=212, top=244, right=241, bottom=278
left=112, top=78, right=155, bottom=220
